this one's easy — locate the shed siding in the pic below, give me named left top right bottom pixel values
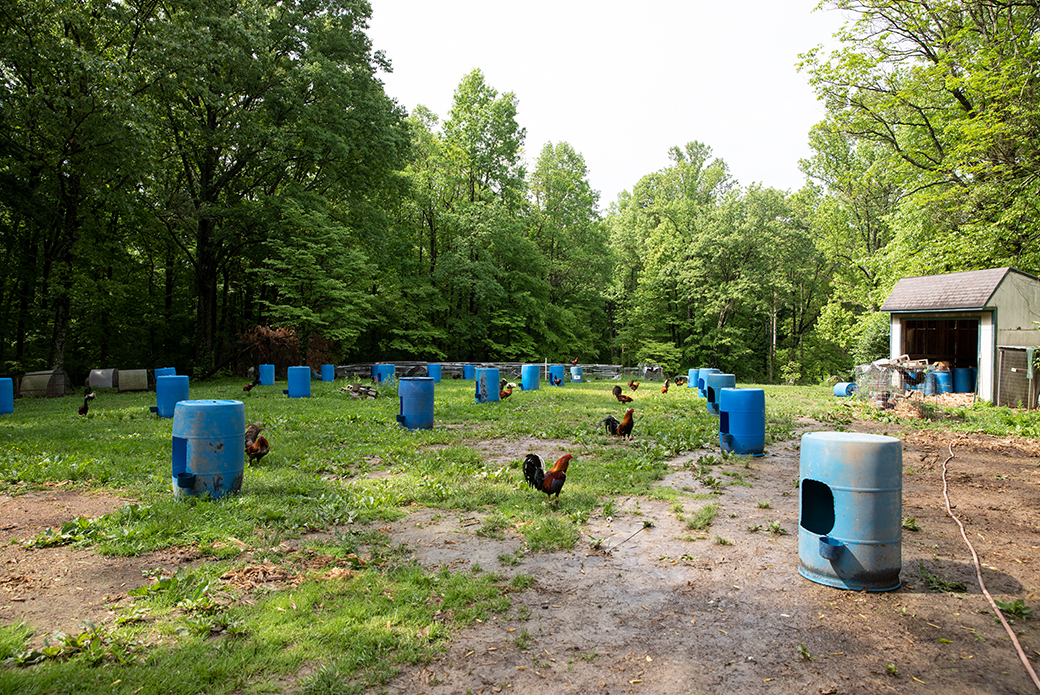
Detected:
left=989, top=272, right=1040, bottom=347
left=980, top=312, right=996, bottom=402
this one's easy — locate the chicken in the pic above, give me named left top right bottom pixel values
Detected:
left=500, top=384, right=513, bottom=399
left=244, top=422, right=269, bottom=464
left=661, top=378, right=670, bottom=394
left=523, top=453, right=573, bottom=505
left=243, top=371, right=261, bottom=392
left=628, top=380, right=640, bottom=391
left=570, top=357, right=579, bottom=365
left=78, top=388, right=96, bottom=416
left=603, top=408, right=634, bottom=439
left=616, top=392, right=634, bottom=403
left=550, top=374, right=563, bottom=386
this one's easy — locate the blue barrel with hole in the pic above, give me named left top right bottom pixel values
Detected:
left=953, top=367, right=973, bottom=393
left=718, top=388, right=765, bottom=456
left=935, top=370, right=953, bottom=394
left=570, top=366, right=583, bottom=382
left=462, top=364, right=475, bottom=380
left=375, top=364, right=395, bottom=384
left=521, top=364, right=539, bottom=391
left=698, top=368, right=720, bottom=398
left=171, top=399, right=245, bottom=499
left=154, top=367, right=176, bottom=379
left=151, top=375, right=189, bottom=418
left=0, top=378, right=12, bottom=415
left=397, top=377, right=434, bottom=430
left=687, top=368, right=698, bottom=389
left=549, top=364, right=565, bottom=386
left=833, top=382, right=856, bottom=397
left=427, top=364, right=442, bottom=383
left=321, top=364, right=335, bottom=382
left=259, top=364, right=274, bottom=386
left=798, top=431, right=902, bottom=591
left=705, top=372, right=735, bottom=416
left=475, top=368, right=500, bottom=403
left=285, top=366, right=311, bottom=397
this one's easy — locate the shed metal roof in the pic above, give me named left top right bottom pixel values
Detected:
left=880, top=267, right=1014, bottom=312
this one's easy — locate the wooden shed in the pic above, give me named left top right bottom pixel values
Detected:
left=880, top=267, right=1040, bottom=404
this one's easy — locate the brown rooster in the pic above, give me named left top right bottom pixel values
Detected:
left=628, top=380, right=640, bottom=391
left=661, top=378, right=670, bottom=394
left=616, top=392, right=634, bottom=403
left=500, top=384, right=514, bottom=399
left=603, top=408, right=634, bottom=439
left=612, top=385, right=623, bottom=398
left=243, top=373, right=261, bottom=392
left=523, top=453, right=573, bottom=505
left=244, top=422, right=269, bottom=464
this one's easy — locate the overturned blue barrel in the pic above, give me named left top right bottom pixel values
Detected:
left=375, top=364, right=396, bottom=384
left=475, top=368, right=500, bottom=403
left=427, top=364, right=442, bottom=383
left=151, top=375, right=189, bottom=418
left=687, top=368, right=698, bottom=389
left=705, top=372, right=735, bottom=416
left=719, top=388, right=765, bottom=456
left=798, top=432, right=902, bottom=592
left=548, top=365, right=565, bottom=386
left=259, top=364, right=275, bottom=386
left=0, top=378, right=12, bottom=415
left=321, top=364, right=335, bottom=382
left=833, top=382, right=856, bottom=397
left=953, top=367, right=973, bottom=393
left=463, top=364, right=475, bottom=380
left=935, top=371, right=953, bottom=394
left=397, top=377, right=434, bottom=430
left=698, top=368, right=720, bottom=398
left=154, top=367, right=176, bottom=379
left=171, top=399, right=245, bottom=500
left=521, top=364, right=540, bottom=391
left=570, top=366, right=583, bottom=382
left=285, top=366, right=311, bottom=398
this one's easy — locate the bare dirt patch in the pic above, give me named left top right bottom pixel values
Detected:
left=4, top=420, right=1040, bottom=694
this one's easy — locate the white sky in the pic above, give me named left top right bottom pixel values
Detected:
left=366, top=1, right=849, bottom=210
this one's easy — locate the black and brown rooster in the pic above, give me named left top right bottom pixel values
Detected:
left=244, top=421, right=270, bottom=464
left=603, top=408, right=634, bottom=439
left=523, top=453, right=573, bottom=505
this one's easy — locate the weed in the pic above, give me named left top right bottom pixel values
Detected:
left=510, top=574, right=536, bottom=591
left=996, top=599, right=1033, bottom=620
left=686, top=502, right=720, bottom=530
left=766, top=519, right=788, bottom=536
left=902, top=517, right=921, bottom=531
left=746, top=524, right=762, bottom=533
left=886, top=663, right=899, bottom=676
left=796, top=643, right=812, bottom=661
left=513, top=627, right=532, bottom=650
left=756, top=499, right=772, bottom=509
left=713, top=536, right=733, bottom=546
left=919, top=564, right=967, bottom=593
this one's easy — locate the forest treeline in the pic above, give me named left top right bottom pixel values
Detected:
left=1, top=0, right=1038, bottom=383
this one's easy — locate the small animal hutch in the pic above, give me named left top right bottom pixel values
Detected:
left=880, top=267, right=1040, bottom=405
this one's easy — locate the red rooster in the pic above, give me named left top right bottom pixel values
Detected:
left=603, top=408, right=635, bottom=439
left=500, top=384, right=513, bottom=399
left=661, top=378, right=670, bottom=393
left=628, top=380, right=640, bottom=391
left=523, top=453, right=573, bottom=505
left=243, top=373, right=261, bottom=392
left=244, top=422, right=270, bottom=464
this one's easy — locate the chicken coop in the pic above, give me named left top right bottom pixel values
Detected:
left=881, top=267, right=1040, bottom=404
left=17, top=370, right=70, bottom=398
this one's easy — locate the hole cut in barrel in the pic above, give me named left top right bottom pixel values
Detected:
left=800, top=478, right=835, bottom=536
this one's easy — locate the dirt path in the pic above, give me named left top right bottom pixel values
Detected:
left=3, top=420, right=1040, bottom=694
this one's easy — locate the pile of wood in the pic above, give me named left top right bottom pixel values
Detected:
left=340, top=382, right=378, bottom=399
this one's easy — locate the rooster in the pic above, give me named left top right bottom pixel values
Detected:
left=78, top=388, right=96, bottom=416
left=243, top=373, right=261, bottom=392
left=244, top=422, right=269, bottom=464
left=570, top=357, right=579, bottom=365
left=661, top=378, right=670, bottom=394
left=550, top=373, right=563, bottom=386
left=523, top=453, right=573, bottom=505
left=616, top=392, right=633, bottom=403
left=603, top=408, right=634, bottom=439
left=500, top=384, right=514, bottom=399
left=628, top=380, right=639, bottom=391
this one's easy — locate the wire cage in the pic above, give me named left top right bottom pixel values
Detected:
left=854, top=360, right=909, bottom=409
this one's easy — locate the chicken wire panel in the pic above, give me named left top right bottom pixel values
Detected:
left=853, top=364, right=906, bottom=405
left=997, top=347, right=1030, bottom=408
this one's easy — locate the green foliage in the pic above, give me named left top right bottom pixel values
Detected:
left=685, top=502, right=720, bottom=531
left=995, top=599, right=1034, bottom=620
left=919, top=564, right=967, bottom=594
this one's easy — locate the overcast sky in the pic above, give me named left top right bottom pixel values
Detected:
left=366, top=1, right=849, bottom=210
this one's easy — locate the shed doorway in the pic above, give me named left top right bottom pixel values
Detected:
left=902, top=319, right=979, bottom=368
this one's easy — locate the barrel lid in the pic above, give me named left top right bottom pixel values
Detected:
left=174, top=399, right=244, bottom=408
left=802, top=431, right=900, bottom=445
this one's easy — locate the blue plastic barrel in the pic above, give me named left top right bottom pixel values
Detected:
left=952, top=367, right=973, bottom=393
left=687, top=368, right=698, bottom=389
left=171, top=400, right=245, bottom=499
left=475, top=368, right=500, bottom=403
left=285, top=366, right=311, bottom=398
left=935, top=371, right=953, bottom=394
left=259, top=364, right=274, bottom=386
left=548, top=365, right=565, bottom=386
left=321, top=364, right=335, bottom=382
left=151, top=375, right=189, bottom=418
left=570, top=366, right=583, bottom=382
left=154, top=367, right=176, bottom=379
left=397, top=377, right=435, bottom=430
left=833, top=382, right=856, bottom=397
left=705, top=372, right=736, bottom=416
left=798, top=432, right=902, bottom=592
left=718, top=388, right=765, bottom=456
left=698, top=368, right=720, bottom=398
left=0, top=378, right=12, bottom=415
left=463, top=364, right=475, bottom=380
left=969, top=367, right=977, bottom=392
left=521, top=364, right=540, bottom=391
left=375, top=364, right=396, bottom=384
left=427, top=364, right=442, bottom=383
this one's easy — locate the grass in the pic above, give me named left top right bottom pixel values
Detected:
left=5, top=376, right=1040, bottom=691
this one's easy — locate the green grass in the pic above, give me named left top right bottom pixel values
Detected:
left=4, top=376, right=1040, bottom=691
